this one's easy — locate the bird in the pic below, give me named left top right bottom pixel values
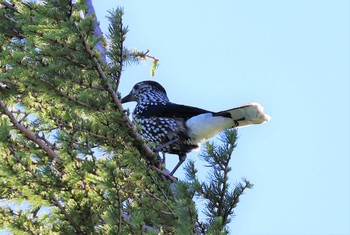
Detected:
left=121, top=80, right=270, bottom=175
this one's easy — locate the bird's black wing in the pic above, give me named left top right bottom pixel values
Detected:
left=141, top=102, right=212, bottom=119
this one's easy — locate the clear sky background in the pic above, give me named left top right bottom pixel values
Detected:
left=94, top=1, right=349, bottom=235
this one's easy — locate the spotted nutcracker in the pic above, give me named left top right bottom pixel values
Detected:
left=121, top=81, right=270, bottom=175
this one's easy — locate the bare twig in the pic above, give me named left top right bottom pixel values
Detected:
left=125, top=49, right=159, bottom=63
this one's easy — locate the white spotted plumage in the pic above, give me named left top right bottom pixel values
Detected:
left=121, top=80, right=270, bottom=174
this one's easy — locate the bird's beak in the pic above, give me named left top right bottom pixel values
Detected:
left=121, top=93, right=134, bottom=103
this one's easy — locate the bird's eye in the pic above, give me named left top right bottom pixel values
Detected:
left=132, top=85, right=140, bottom=95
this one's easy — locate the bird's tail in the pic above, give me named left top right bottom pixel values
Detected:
left=217, top=103, right=271, bottom=127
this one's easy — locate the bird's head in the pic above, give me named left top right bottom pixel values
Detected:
left=121, top=80, right=169, bottom=104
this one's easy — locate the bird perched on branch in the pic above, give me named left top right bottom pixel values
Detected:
left=122, top=81, right=270, bottom=175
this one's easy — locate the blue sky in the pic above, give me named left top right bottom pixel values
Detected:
left=95, top=1, right=349, bottom=235
left=0, top=1, right=348, bottom=235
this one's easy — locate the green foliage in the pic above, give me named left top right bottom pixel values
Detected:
left=179, top=130, right=254, bottom=234
left=107, top=7, right=128, bottom=89
left=1, top=1, right=252, bottom=234
left=123, top=48, right=160, bottom=77
left=0, top=117, right=10, bottom=142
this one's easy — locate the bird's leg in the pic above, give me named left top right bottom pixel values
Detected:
left=170, top=154, right=187, bottom=175
left=156, top=152, right=166, bottom=169
left=155, top=152, right=163, bottom=169
left=161, top=152, right=166, bottom=164
left=153, top=136, right=179, bottom=153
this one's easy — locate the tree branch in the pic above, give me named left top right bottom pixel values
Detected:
left=50, top=198, right=83, bottom=234
left=0, top=99, right=60, bottom=172
left=74, top=23, right=155, bottom=161
left=0, top=99, right=58, bottom=159
left=82, top=4, right=155, bottom=158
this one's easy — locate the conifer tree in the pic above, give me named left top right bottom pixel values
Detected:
left=0, top=1, right=252, bottom=234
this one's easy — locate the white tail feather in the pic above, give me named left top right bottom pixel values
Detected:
left=187, top=103, right=270, bottom=142
left=187, top=113, right=233, bottom=141
left=229, top=103, right=271, bottom=127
